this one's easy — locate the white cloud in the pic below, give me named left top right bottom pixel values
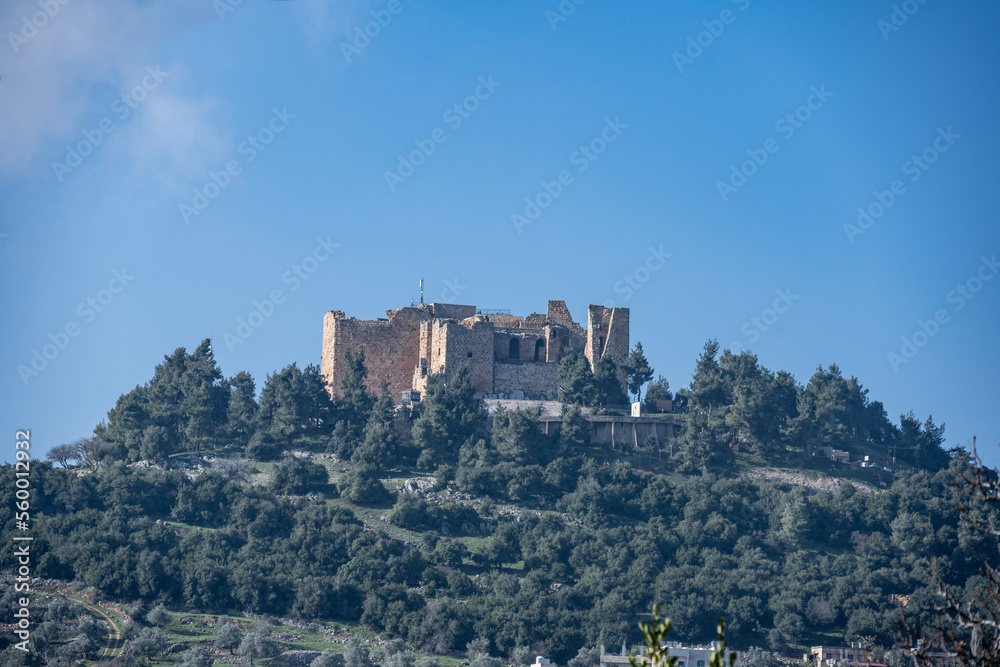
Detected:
left=0, top=0, right=223, bottom=183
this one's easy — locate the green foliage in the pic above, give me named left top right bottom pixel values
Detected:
left=412, top=368, right=484, bottom=470
left=181, top=645, right=213, bottom=667
left=353, top=380, right=399, bottom=470
left=673, top=411, right=732, bottom=474
left=21, top=338, right=982, bottom=665
left=735, top=647, right=780, bottom=667
left=344, top=636, right=370, bottom=667
left=128, top=627, right=169, bottom=661
left=629, top=604, right=677, bottom=667
left=340, top=350, right=375, bottom=439
left=338, top=464, right=392, bottom=506
left=593, top=355, right=628, bottom=407
left=558, top=352, right=597, bottom=406
left=313, top=650, right=346, bottom=667
left=146, top=603, right=170, bottom=626
left=239, top=632, right=272, bottom=665
left=271, top=456, right=330, bottom=495
left=624, top=342, right=654, bottom=403
left=690, top=340, right=727, bottom=414
left=259, top=362, right=334, bottom=439
left=227, top=370, right=259, bottom=445
left=215, top=620, right=243, bottom=654
left=642, top=375, right=672, bottom=411
left=559, top=404, right=589, bottom=451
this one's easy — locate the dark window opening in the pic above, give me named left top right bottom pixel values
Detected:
left=534, top=339, right=546, bottom=361
left=509, top=338, right=520, bottom=359
left=598, top=336, right=604, bottom=354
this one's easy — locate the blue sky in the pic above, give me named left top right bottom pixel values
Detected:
left=1, top=0, right=998, bottom=465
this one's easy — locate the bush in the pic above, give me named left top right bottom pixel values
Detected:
left=146, top=604, right=170, bottom=627
left=271, top=456, right=329, bottom=494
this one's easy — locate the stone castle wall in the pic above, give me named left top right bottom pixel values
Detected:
left=322, top=299, right=628, bottom=402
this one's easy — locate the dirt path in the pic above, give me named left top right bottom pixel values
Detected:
left=67, top=596, right=122, bottom=658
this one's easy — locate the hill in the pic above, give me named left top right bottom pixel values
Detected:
left=1, top=338, right=991, bottom=667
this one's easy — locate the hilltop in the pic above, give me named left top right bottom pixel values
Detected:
left=1, top=337, right=986, bottom=667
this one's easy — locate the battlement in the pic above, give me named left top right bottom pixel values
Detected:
left=321, top=300, right=628, bottom=403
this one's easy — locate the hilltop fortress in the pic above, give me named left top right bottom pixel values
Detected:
left=321, top=300, right=629, bottom=402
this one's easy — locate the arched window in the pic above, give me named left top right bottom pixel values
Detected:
left=534, top=339, right=546, bottom=361
left=509, top=338, right=520, bottom=359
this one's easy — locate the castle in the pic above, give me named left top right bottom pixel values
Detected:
left=321, top=300, right=629, bottom=402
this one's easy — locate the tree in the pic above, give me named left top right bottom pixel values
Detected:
left=343, top=637, right=370, bottom=667
left=104, top=386, right=150, bottom=459
left=491, top=407, right=544, bottom=466
left=338, top=464, right=391, bottom=506
left=412, top=368, right=484, bottom=470
left=567, top=645, right=599, bottom=667
left=312, top=650, right=346, bottom=667
left=140, top=425, right=176, bottom=465
left=58, top=636, right=97, bottom=664
left=340, top=350, right=374, bottom=438
left=259, top=363, right=334, bottom=438
left=643, top=375, right=672, bottom=412
left=239, top=632, right=271, bottom=666
left=593, top=356, right=628, bottom=407
left=690, top=340, right=727, bottom=414
left=736, top=646, right=780, bottom=667
left=180, top=646, right=213, bottom=667
left=624, top=342, right=654, bottom=403
left=271, top=456, right=329, bottom=495
left=674, top=411, right=731, bottom=474
left=899, top=442, right=1000, bottom=665
left=146, top=603, right=170, bottom=627
left=215, top=621, right=242, bottom=655
left=128, top=627, right=168, bottom=662
left=509, top=646, right=532, bottom=667
left=46, top=443, right=78, bottom=467
left=353, top=381, right=398, bottom=470
left=558, top=353, right=597, bottom=406
left=227, top=371, right=259, bottom=446
left=559, top=404, right=589, bottom=452
left=182, top=339, right=230, bottom=452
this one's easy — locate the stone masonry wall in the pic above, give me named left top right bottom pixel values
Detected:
left=493, top=361, right=559, bottom=399
left=321, top=306, right=428, bottom=401
left=323, top=301, right=628, bottom=404
left=439, top=319, right=494, bottom=393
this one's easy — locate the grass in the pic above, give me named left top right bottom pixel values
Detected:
left=137, top=610, right=465, bottom=667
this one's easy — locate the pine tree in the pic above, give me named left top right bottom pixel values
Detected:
left=624, top=342, right=654, bottom=402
